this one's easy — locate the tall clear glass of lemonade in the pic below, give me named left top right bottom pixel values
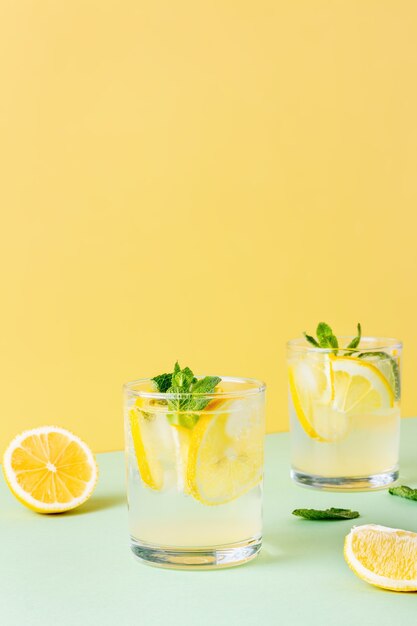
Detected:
left=124, top=363, right=265, bottom=569
left=287, top=328, right=401, bottom=490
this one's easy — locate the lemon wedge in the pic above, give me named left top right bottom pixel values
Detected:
left=344, top=524, right=417, bottom=591
left=2, top=426, right=98, bottom=513
left=289, top=355, right=394, bottom=442
left=187, top=400, right=263, bottom=505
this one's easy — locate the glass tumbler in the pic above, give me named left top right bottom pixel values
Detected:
left=124, top=376, right=265, bottom=569
left=287, top=336, right=401, bottom=490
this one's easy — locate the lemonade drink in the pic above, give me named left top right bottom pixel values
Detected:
left=124, top=368, right=265, bottom=569
left=287, top=330, right=401, bottom=490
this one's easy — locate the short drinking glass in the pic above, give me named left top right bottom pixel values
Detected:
left=287, top=337, right=401, bottom=490
left=124, top=376, right=265, bottom=569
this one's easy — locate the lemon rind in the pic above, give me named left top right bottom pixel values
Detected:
left=344, top=524, right=417, bottom=592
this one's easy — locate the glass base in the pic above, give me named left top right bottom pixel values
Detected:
left=291, top=467, right=399, bottom=491
left=130, top=536, right=262, bottom=570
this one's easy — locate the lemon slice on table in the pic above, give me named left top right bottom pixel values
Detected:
left=344, top=525, right=417, bottom=591
left=289, top=355, right=394, bottom=443
left=2, top=426, right=98, bottom=513
left=187, top=400, right=263, bottom=506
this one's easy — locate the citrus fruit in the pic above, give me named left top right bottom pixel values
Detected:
left=289, top=355, right=394, bottom=442
left=129, top=406, right=164, bottom=491
left=356, top=352, right=400, bottom=400
left=331, top=357, right=394, bottom=415
left=288, top=354, right=337, bottom=442
left=3, top=426, right=98, bottom=513
left=186, top=400, right=263, bottom=505
left=344, top=524, right=417, bottom=591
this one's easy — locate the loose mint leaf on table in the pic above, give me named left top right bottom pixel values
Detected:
left=346, top=323, right=362, bottom=350
left=389, top=485, right=417, bottom=501
left=292, top=507, right=360, bottom=520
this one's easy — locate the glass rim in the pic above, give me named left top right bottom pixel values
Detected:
left=123, top=375, right=266, bottom=400
left=287, top=336, right=403, bottom=353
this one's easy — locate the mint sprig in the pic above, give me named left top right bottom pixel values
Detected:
left=152, top=362, right=221, bottom=428
left=304, top=322, right=339, bottom=352
left=346, top=323, right=362, bottom=350
left=292, top=507, right=360, bottom=520
left=304, top=321, right=362, bottom=354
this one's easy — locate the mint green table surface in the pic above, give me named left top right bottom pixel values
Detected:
left=2, top=419, right=417, bottom=625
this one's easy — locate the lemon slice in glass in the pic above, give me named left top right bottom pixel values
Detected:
left=187, top=400, right=263, bottom=505
left=288, top=354, right=335, bottom=441
left=331, top=356, right=394, bottom=415
left=129, top=401, right=165, bottom=491
left=289, top=355, right=394, bottom=442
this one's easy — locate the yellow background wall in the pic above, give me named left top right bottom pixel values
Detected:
left=1, top=1, right=416, bottom=453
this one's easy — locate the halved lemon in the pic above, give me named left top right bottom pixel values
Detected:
left=187, top=400, right=263, bottom=505
left=2, top=426, right=98, bottom=513
left=289, top=355, right=394, bottom=442
left=344, top=524, right=417, bottom=591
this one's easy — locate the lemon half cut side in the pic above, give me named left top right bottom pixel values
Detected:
left=3, top=426, right=98, bottom=513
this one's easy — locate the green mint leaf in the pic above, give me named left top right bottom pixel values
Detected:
left=171, top=365, right=195, bottom=389
left=346, top=323, right=362, bottom=350
left=357, top=351, right=401, bottom=400
left=292, top=507, right=360, bottom=520
left=166, top=385, right=189, bottom=412
left=152, top=373, right=172, bottom=393
left=304, top=332, right=320, bottom=347
left=316, top=322, right=334, bottom=343
left=155, top=363, right=222, bottom=429
left=389, top=485, right=417, bottom=501
left=187, top=376, right=222, bottom=411
left=316, top=322, right=338, bottom=352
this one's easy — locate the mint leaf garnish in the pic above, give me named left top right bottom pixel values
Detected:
left=316, top=323, right=339, bottom=350
left=346, top=323, right=362, bottom=350
left=151, top=362, right=221, bottom=428
left=357, top=351, right=401, bottom=400
left=303, top=332, right=320, bottom=347
left=152, top=373, right=173, bottom=393
left=171, top=363, right=196, bottom=389
left=389, top=485, right=417, bottom=501
left=292, top=507, right=359, bottom=520
left=186, top=376, right=222, bottom=411
left=303, top=322, right=364, bottom=355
